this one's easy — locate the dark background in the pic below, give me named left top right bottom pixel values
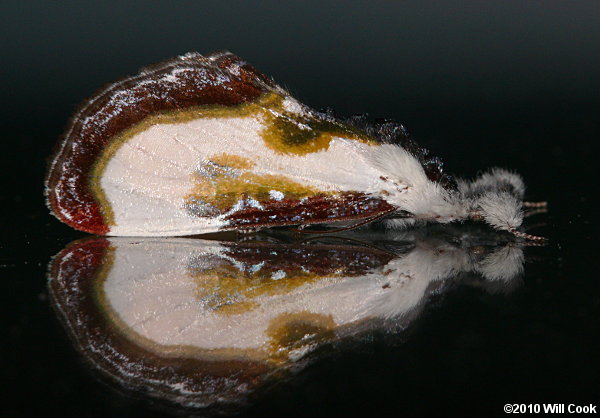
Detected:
left=2, top=1, right=598, bottom=416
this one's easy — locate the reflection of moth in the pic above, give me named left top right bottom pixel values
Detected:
left=45, top=51, right=544, bottom=239
left=48, top=227, right=525, bottom=409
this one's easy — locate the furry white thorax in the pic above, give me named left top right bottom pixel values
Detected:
left=369, top=145, right=524, bottom=232
left=370, top=145, right=467, bottom=222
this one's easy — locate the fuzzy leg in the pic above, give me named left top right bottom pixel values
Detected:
left=523, top=201, right=548, bottom=208
left=509, top=228, right=547, bottom=242
left=523, top=207, right=548, bottom=218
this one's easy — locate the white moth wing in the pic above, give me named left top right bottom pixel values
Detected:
left=101, top=98, right=390, bottom=236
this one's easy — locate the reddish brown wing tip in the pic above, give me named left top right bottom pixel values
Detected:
left=45, top=52, right=274, bottom=235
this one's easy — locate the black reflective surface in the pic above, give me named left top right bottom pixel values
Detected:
left=45, top=228, right=529, bottom=413
left=2, top=2, right=599, bottom=417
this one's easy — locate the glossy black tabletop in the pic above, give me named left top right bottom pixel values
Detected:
left=2, top=2, right=598, bottom=416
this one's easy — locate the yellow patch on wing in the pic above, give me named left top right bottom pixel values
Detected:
left=259, top=94, right=375, bottom=155
left=184, top=152, right=327, bottom=215
left=208, top=153, right=255, bottom=170
left=192, top=262, right=340, bottom=316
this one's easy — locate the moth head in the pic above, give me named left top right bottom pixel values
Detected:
left=460, top=170, right=546, bottom=241
left=473, top=191, right=523, bottom=232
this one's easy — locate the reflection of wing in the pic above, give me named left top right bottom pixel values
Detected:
left=49, top=238, right=273, bottom=409
left=92, top=238, right=400, bottom=360
left=48, top=228, right=525, bottom=408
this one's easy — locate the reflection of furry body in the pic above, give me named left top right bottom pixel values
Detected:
left=48, top=225, right=527, bottom=408
left=52, top=225, right=525, bottom=361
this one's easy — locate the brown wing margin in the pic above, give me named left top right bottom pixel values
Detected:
left=223, top=192, right=397, bottom=230
left=45, top=51, right=276, bottom=235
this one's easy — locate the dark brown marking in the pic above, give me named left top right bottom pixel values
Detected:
left=223, top=192, right=396, bottom=230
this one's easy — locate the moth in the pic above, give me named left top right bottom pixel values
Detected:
left=46, top=51, right=545, bottom=239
